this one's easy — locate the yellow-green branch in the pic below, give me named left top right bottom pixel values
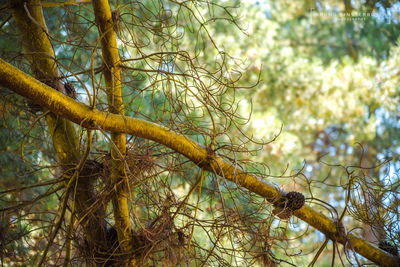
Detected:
left=10, top=0, right=105, bottom=252
left=0, top=58, right=398, bottom=267
left=91, top=0, right=134, bottom=264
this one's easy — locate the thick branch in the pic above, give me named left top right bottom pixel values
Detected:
left=10, top=0, right=107, bottom=262
left=91, top=0, right=134, bottom=262
left=0, top=58, right=398, bottom=267
left=10, top=0, right=79, bottom=163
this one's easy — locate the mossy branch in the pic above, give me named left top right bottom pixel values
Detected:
left=0, top=58, right=398, bottom=267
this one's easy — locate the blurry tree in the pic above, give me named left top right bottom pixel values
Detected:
left=0, top=0, right=399, bottom=266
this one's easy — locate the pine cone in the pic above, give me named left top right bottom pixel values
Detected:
left=64, top=82, right=77, bottom=99
left=379, top=241, right=399, bottom=256
left=286, top=191, right=305, bottom=211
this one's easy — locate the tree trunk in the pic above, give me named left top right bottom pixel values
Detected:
left=10, top=1, right=110, bottom=265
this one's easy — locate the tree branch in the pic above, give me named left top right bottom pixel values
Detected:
left=91, top=0, right=134, bottom=264
left=0, top=58, right=398, bottom=267
left=9, top=0, right=107, bottom=262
